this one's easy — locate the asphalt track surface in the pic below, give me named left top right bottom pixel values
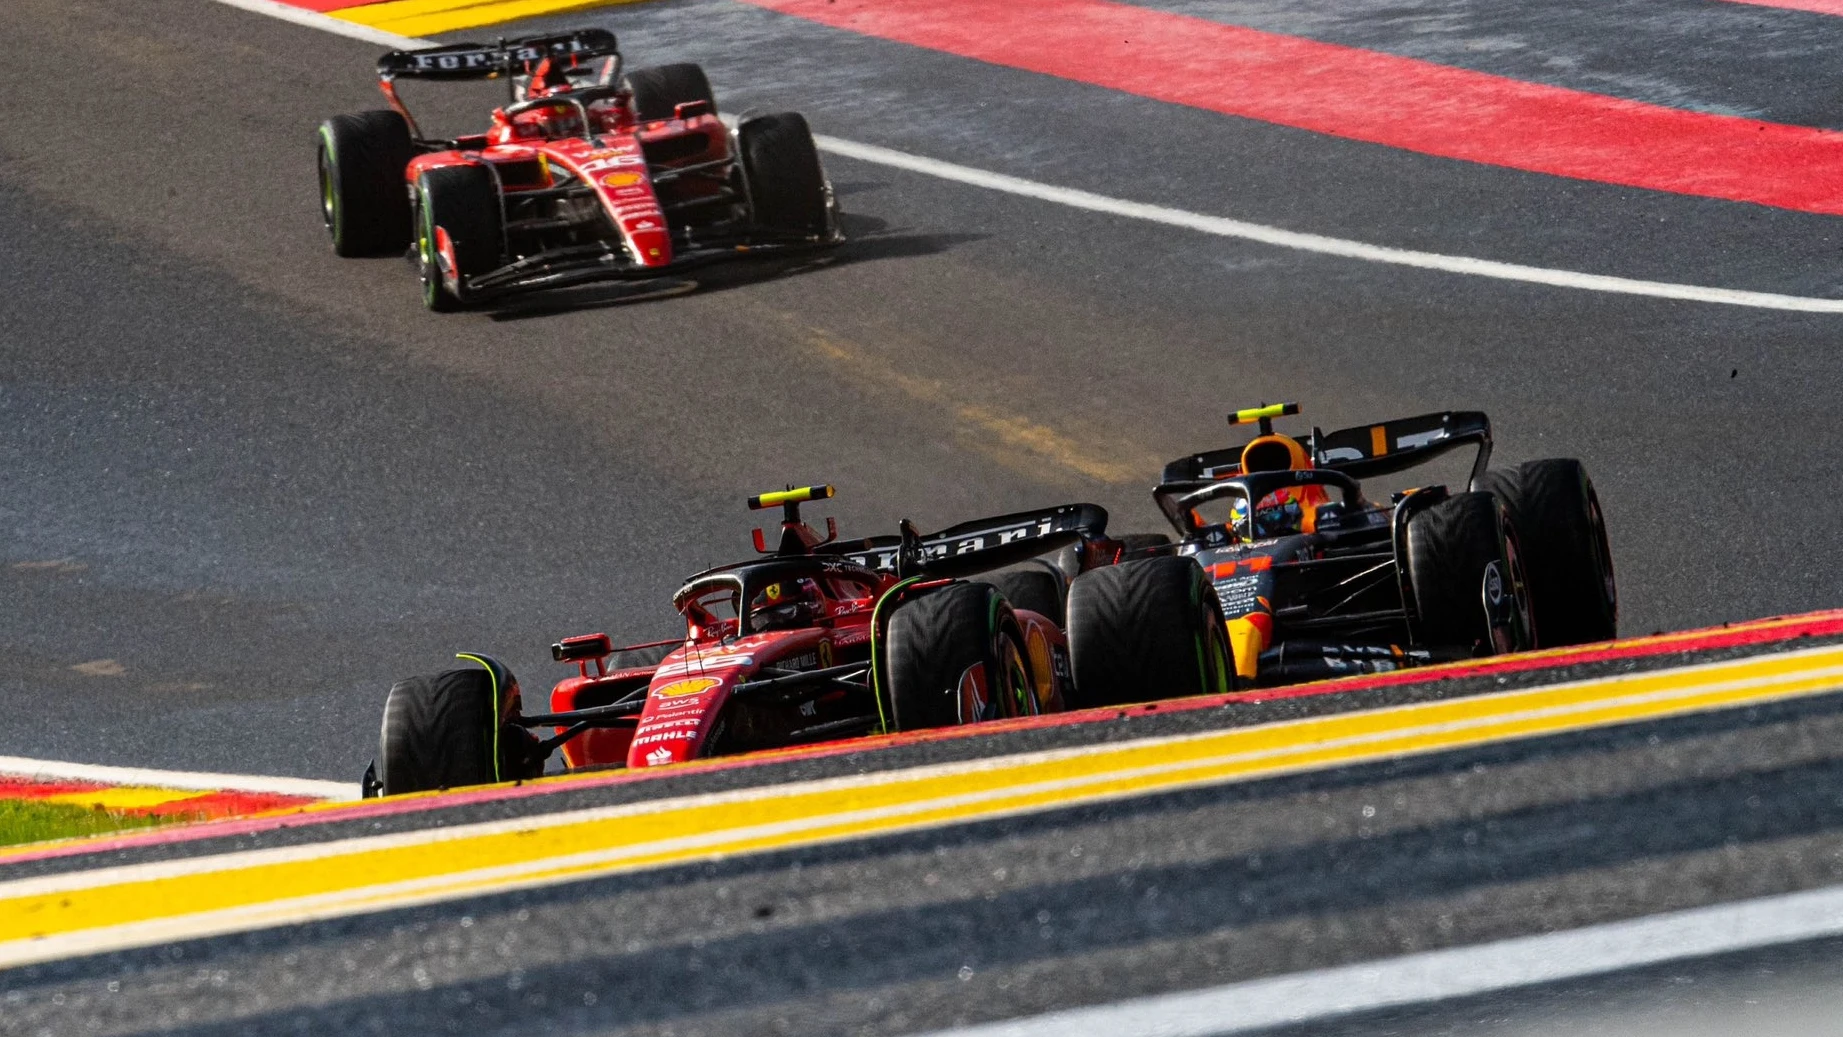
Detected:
left=4, top=0, right=1843, bottom=1032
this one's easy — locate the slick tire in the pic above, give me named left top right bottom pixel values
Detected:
left=376, top=667, right=538, bottom=796
left=414, top=164, right=502, bottom=312
left=737, top=112, right=829, bottom=237
left=624, top=62, right=717, bottom=121
left=980, top=561, right=1067, bottom=627
left=317, top=109, right=414, bottom=257
left=1477, top=460, right=1617, bottom=647
left=1405, top=491, right=1532, bottom=654
left=885, top=582, right=1035, bottom=731
left=1065, top=556, right=1234, bottom=709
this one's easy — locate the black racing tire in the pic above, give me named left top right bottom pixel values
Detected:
left=1406, top=491, right=1528, bottom=653
left=980, top=562, right=1066, bottom=627
left=885, top=582, right=1034, bottom=731
left=1477, top=460, right=1617, bottom=647
left=376, top=667, right=533, bottom=795
left=316, top=110, right=414, bottom=257
left=1065, top=556, right=1234, bottom=709
left=414, top=164, right=502, bottom=312
left=737, top=112, right=829, bottom=237
left=624, top=62, right=717, bottom=121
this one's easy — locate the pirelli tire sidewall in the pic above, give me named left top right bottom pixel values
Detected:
left=1065, top=556, right=1233, bottom=709
left=414, top=164, right=502, bottom=312
left=885, top=581, right=1033, bottom=731
left=1477, top=459, right=1618, bottom=647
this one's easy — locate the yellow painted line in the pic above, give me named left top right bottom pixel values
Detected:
left=38, top=788, right=204, bottom=812
left=333, top=0, right=652, bottom=36
left=3, top=643, right=1843, bottom=969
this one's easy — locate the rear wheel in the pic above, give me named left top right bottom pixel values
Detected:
left=980, top=562, right=1066, bottom=627
left=1065, top=556, right=1234, bottom=708
left=625, top=63, right=717, bottom=121
left=1477, top=460, right=1617, bottom=646
left=885, top=582, right=1035, bottom=731
left=375, top=667, right=538, bottom=795
left=1406, top=491, right=1532, bottom=654
left=414, top=164, right=502, bottom=312
left=737, top=112, right=829, bottom=237
left=317, top=110, right=414, bottom=257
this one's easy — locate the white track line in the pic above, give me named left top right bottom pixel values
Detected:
left=914, top=881, right=1843, bottom=1037
left=212, top=0, right=1843, bottom=314
left=0, top=756, right=355, bottom=800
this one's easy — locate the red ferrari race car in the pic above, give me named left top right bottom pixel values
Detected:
left=315, top=29, right=841, bottom=310
left=363, top=486, right=1232, bottom=796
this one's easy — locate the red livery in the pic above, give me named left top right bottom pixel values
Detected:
left=316, top=29, right=840, bottom=310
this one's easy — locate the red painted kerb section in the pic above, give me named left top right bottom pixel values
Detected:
left=8, top=609, right=1841, bottom=867
left=736, top=0, right=1843, bottom=216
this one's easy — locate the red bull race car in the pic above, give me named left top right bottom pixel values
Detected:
left=364, top=486, right=1232, bottom=796
left=1118, top=403, right=1618, bottom=686
left=315, top=29, right=840, bottom=310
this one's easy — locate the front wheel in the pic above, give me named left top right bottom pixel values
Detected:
left=736, top=112, right=830, bottom=238
left=414, top=164, right=502, bottom=312
left=885, top=582, right=1035, bottom=731
left=1065, top=556, right=1235, bottom=709
left=374, top=662, right=541, bottom=796
left=1405, top=491, right=1533, bottom=655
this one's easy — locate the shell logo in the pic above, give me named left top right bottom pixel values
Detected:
left=654, top=676, right=721, bottom=699
left=601, top=171, right=644, bottom=188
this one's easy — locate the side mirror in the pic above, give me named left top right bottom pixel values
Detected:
left=674, top=99, right=712, bottom=120
left=552, top=633, right=613, bottom=662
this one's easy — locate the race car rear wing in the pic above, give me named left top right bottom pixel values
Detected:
left=376, top=29, right=620, bottom=81
left=1159, top=411, right=1493, bottom=491
left=375, top=29, right=621, bottom=137
left=826, top=503, right=1110, bottom=579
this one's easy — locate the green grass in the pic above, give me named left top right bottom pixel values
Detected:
left=0, top=799, right=165, bottom=848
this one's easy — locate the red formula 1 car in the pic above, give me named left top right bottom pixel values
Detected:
left=315, top=29, right=841, bottom=310
left=362, top=486, right=1231, bottom=797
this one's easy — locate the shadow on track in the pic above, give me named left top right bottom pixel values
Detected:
left=482, top=211, right=987, bottom=321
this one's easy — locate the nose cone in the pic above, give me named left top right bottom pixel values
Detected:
left=624, top=220, right=673, bottom=268
left=626, top=673, right=723, bottom=767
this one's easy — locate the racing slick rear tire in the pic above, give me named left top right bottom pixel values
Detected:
left=414, top=164, right=502, bottom=312
left=980, top=562, right=1067, bottom=627
left=1477, top=460, right=1617, bottom=647
left=375, top=667, right=540, bottom=796
left=1065, top=556, right=1235, bottom=709
left=624, top=63, right=717, bottom=121
left=738, top=112, right=830, bottom=238
left=317, top=109, right=414, bottom=257
left=1405, top=491, right=1534, bottom=655
left=885, top=582, right=1036, bottom=731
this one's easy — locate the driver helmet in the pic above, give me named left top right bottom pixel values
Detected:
left=750, top=578, right=824, bottom=631
left=1232, top=433, right=1328, bottom=537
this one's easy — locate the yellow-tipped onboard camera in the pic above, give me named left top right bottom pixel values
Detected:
left=1229, top=402, right=1301, bottom=426
left=747, top=485, right=835, bottom=511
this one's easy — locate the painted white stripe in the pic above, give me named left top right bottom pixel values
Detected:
left=912, top=882, right=1843, bottom=1037
left=813, top=135, right=1843, bottom=314
left=211, top=0, right=1843, bottom=313
left=10, top=642, right=1842, bottom=900
left=0, top=756, right=354, bottom=801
